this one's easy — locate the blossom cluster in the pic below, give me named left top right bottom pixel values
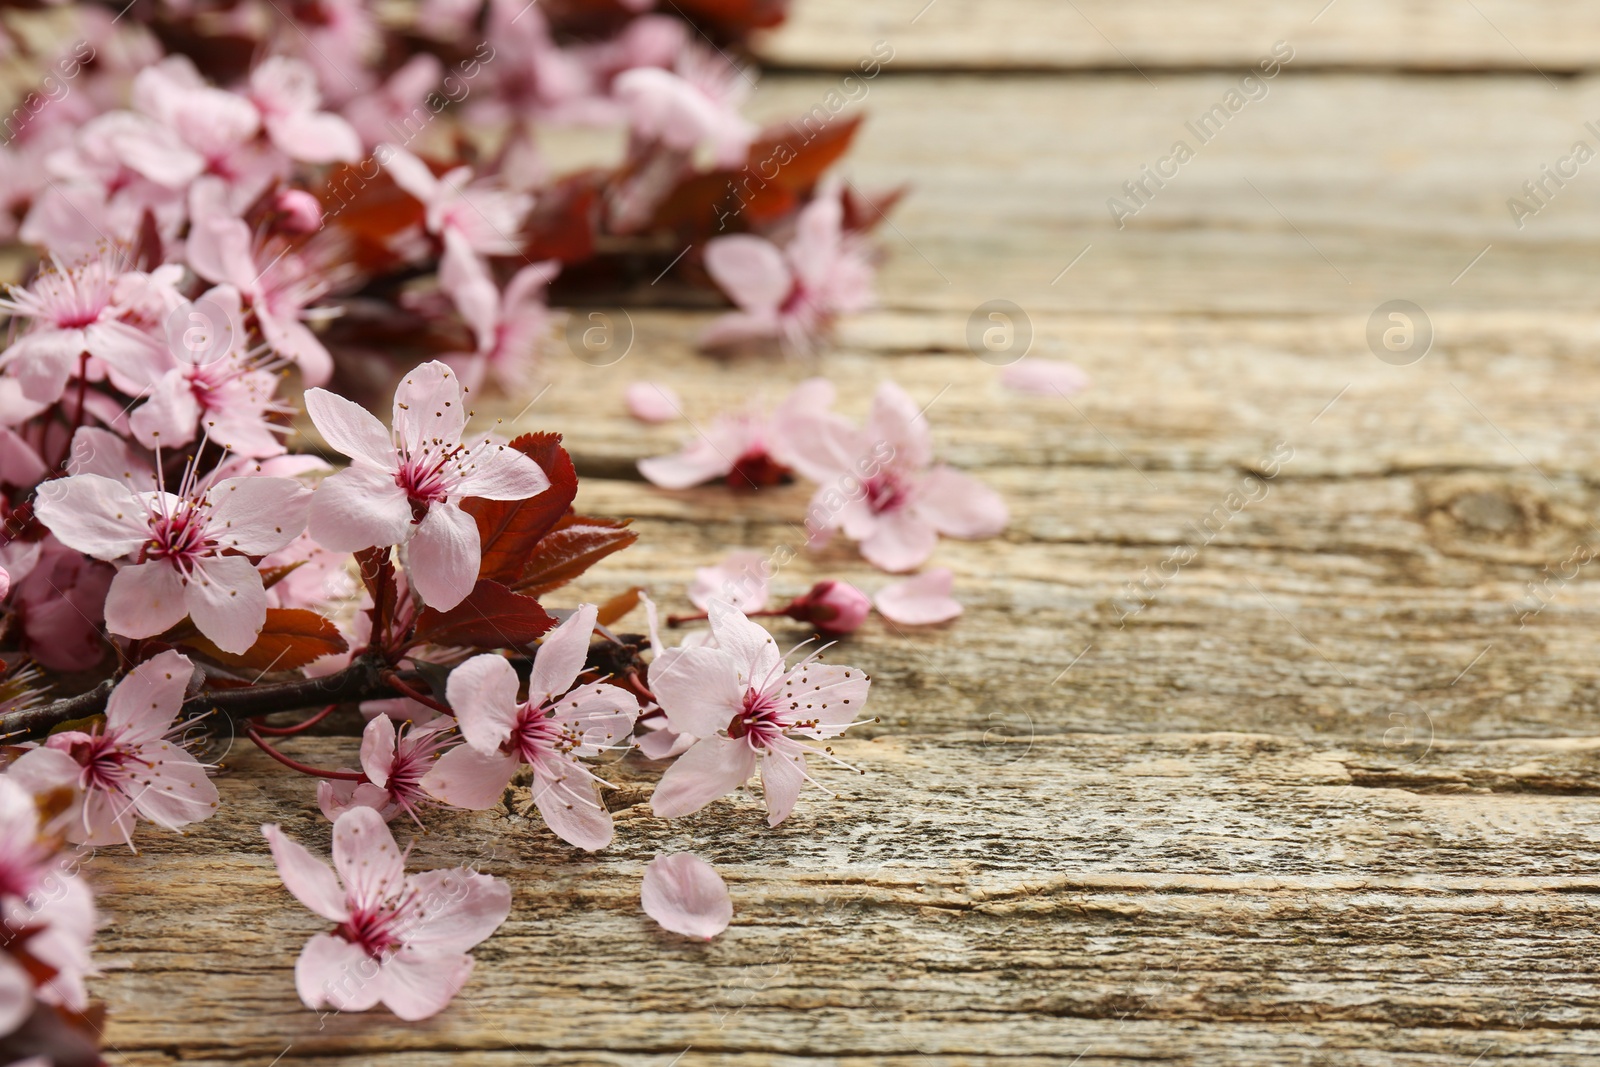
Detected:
left=0, top=0, right=1007, bottom=1050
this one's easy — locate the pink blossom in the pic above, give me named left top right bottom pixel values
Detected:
left=625, top=381, right=681, bottom=423
left=129, top=57, right=285, bottom=207
left=0, top=775, right=60, bottom=909
left=650, top=601, right=870, bottom=826
left=343, top=54, right=444, bottom=149
left=785, top=580, right=873, bottom=636
left=999, top=358, right=1090, bottom=397
left=874, top=568, right=962, bottom=626
left=0, top=251, right=164, bottom=405
left=262, top=807, right=511, bottom=1021
left=318, top=715, right=456, bottom=825
left=689, top=551, right=769, bottom=613
left=422, top=605, right=638, bottom=850
left=439, top=246, right=559, bottom=393
left=790, top=381, right=1008, bottom=572
left=15, top=651, right=217, bottom=847
left=262, top=530, right=358, bottom=613
left=614, top=46, right=756, bottom=168
left=637, top=377, right=832, bottom=490
left=187, top=179, right=335, bottom=384
left=383, top=145, right=531, bottom=259
left=304, top=360, right=550, bottom=610
left=122, top=286, right=293, bottom=457
left=702, top=183, right=874, bottom=353
left=287, top=0, right=382, bottom=107
left=248, top=57, right=362, bottom=164
left=8, top=537, right=114, bottom=672
left=35, top=464, right=312, bottom=654
left=640, top=853, right=731, bottom=940
left=0, top=771, right=98, bottom=1015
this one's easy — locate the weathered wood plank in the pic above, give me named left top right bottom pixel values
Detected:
left=735, top=73, right=1600, bottom=315
left=78, top=62, right=1600, bottom=1067
left=91, top=734, right=1600, bottom=1064
left=755, top=0, right=1600, bottom=73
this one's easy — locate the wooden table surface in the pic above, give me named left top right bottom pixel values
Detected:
left=96, top=3, right=1600, bottom=1064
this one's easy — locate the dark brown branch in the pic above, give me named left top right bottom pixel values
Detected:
left=0, top=655, right=413, bottom=742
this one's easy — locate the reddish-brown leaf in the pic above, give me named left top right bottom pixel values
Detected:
left=461, top=433, right=579, bottom=584
left=414, top=580, right=556, bottom=650
left=513, top=515, right=638, bottom=598
left=650, top=114, right=864, bottom=236
left=181, top=609, right=349, bottom=672
left=523, top=173, right=602, bottom=263
left=596, top=586, right=643, bottom=627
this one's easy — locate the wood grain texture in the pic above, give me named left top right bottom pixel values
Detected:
left=741, top=72, right=1600, bottom=316
left=84, top=24, right=1600, bottom=1067
left=753, top=0, right=1600, bottom=73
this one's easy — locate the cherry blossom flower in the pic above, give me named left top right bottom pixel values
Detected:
left=262, top=807, right=511, bottom=1021
left=688, top=551, right=769, bottom=613
left=11, top=650, right=216, bottom=848
left=650, top=601, right=870, bottom=826
left=129, top=57, right=284, bottom=207
left=35, top=464, right=312, bottom=654
left=187, top=179, right=335, bottom=384
left=614, top=46, right=756, bottom=168
left=640, top=853, right=731, bottom=940
left=439, top=246, right=559, bottom=393
left=421, top=605, right=638, bottom=850
left=0, top=770, right=98, bottom=1015
left=999, top=358, right=1090, bottom=397
left=874, top=568, right=962, bottom=626
left=383, top=145, right=532, bottom=260
left=121, top=285, right=293, bottom=457
left=343, top=54, right=444, bottom=148
left=701, top=183, right=874, bottom=353
left=625, top=381, right=681, bottom=423
left=318, top=715, right=457, bottom=825
left=304, top=360, right=550, bottom=610
left=0, top=251, right=163, bottom=404
left=247, top=57, right=362, bottom=165
left=637, top=377, right=832, bottom=490
left=788, top=381, right=1008, bottom=572
left=8, top=537, right=114, bottom=672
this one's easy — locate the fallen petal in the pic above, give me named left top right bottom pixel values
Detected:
left=874, top=568, right=962, bottom=626
left=999, top=359, right=1090, bottom=397
left=641, top=853, right=733, bottom=940
left=626, top=382, right=683, bottom=423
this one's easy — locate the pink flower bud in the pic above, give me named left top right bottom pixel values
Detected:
left=785, top=580, right=871, bottom=636
left=274, top=188, right=323, bottom=234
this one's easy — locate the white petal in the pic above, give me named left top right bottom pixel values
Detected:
left=185, top=554, right=268, bottom=655
left=404, top=502, right=480, bottom=611
left=34, top=474, right=149, bottom=560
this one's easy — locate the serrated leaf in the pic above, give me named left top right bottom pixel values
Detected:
left=414, top=580, right=556, bottom=650
left=513, top=515, right=638, bottom=598
left=181, top=609, right=349, bottom=672
left=462, top=432, right=579, bottom=584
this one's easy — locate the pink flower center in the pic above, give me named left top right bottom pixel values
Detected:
left=384, top=728, right=454, bottom=822
left=509, top=705, right=579, bottom=763
left=65, top=732, right=141, bottom=793
left=336, top=896, right=412, bottom=959
left=863, top=472, right=909, bottom=515
left=728, top=688, right=785, bottom=749
left=395, top=448, right=466, bottom=517
left=146, top=509, right=212, bottom=572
